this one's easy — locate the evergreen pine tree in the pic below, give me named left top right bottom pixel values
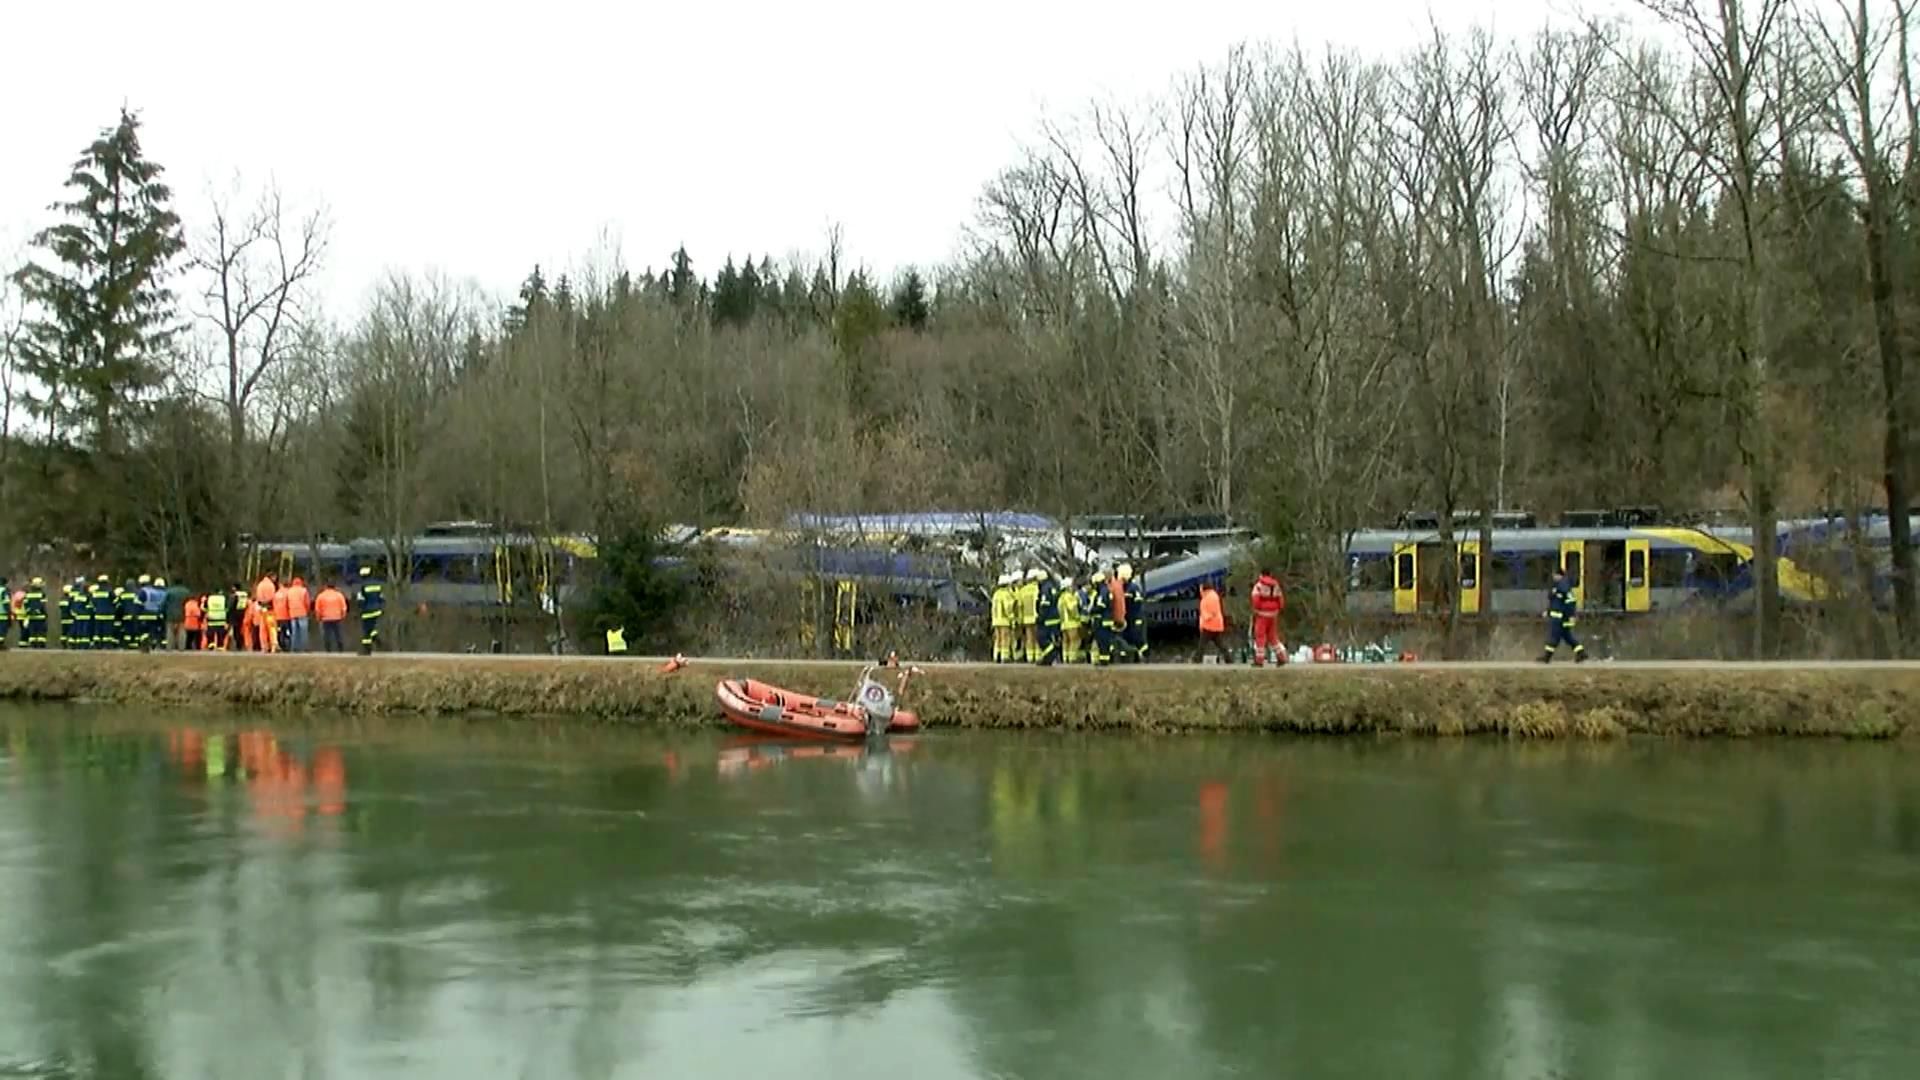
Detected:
left=10, top=108, right=185, bottom=450
left=668, top=246, right=698, bottom=307
left=890, top=269, right=931, bottom=330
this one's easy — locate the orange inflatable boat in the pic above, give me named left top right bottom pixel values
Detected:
left=715, top=678, right=921, bottom=741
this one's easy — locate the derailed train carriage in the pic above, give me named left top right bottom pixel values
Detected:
left=246, top=513, right=1086, bottom=617
left=249, top=509, right=1917, bottom=630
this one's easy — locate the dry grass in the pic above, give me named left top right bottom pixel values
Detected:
left=0, top=652, right=1915, bottom=739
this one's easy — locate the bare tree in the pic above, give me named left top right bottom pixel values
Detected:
left=1805, top=0, right=1918, bottom=651
left=1631, top=0, right=1806, bottom=656
left=189, top=180, right=330, bottom=527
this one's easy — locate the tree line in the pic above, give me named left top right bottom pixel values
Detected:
left=4, top=0, right=1920, bottom=657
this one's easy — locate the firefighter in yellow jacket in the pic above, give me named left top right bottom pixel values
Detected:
left=990, top=572, right=1016, bottom=663
left=1057, top=575, right=1083, bottom=663
left=1017, top=568, right=1042, bottom=664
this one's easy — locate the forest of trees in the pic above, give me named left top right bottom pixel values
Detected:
left=4, top=1, right=1920, bottom=655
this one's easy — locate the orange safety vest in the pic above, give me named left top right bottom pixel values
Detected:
left=1109, top=578, right=1127, bottom=623
left=271, top=588, right=291, bottom=622
left=285, top=582, right=311, bottom=619
left=183, top=598, right=204, bottom=631
left=1198, top=588, right=1225, bottom=633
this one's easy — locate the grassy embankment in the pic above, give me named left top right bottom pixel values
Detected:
left=0, top=651, right=1914, bottom=738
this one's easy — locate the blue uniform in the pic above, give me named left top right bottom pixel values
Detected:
left=1122, top=577, right=1147, bottom=660
left=1035, top=581, right=1060, bottom=666
left=1541, top=573, right=1585, bottom=662
left=358, top=578, right=384, bottom=653
left=90, top=581, right=115, bottom=648
left=21, top=584, right=47, bottom=649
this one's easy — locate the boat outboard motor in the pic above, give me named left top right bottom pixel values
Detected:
left=855, top=674, right=896, bottom=738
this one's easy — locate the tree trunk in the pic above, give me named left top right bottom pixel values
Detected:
left=1862, top=177, right=1917, bottom=653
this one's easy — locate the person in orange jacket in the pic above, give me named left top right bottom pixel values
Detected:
left=283, top=577, right=312, bottom=652
left=183, top=595, right=205, bottom=652
left=270, top=584, right=292, bottom=652
left=1250, top=568, right=1286, bottom=667
left=314, top=581, right=349, bottom=653
left=1198, top=580, right=1231, bottom=663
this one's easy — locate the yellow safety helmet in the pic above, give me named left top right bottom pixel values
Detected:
left=155, top=578, right=166, bottom=588
left=1118, top=563, right=1134, bottom=581
left=30, top=576, right=43, bottom=586
left=138, top=574, right=151, bottom=585
left=1027, top=568, right=1046, bottom=582
left=359, top=567, right=373, bottom=577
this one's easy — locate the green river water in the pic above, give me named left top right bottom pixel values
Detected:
left=1, top=706, right=1917, bottom=1079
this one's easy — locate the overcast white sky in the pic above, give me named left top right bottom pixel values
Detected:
left=3, top=0, right=1621, bottom=315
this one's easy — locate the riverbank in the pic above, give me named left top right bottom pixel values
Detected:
left=0, top=651, right=1916, bottom=738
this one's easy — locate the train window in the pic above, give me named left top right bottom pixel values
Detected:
left=445, top=556, right=480, bottom=585
left=1518, top=553, right=1557, bottom=588
left=1352, top=555, right=1394, bottom=592
left=1394, top=551, right=1414, bottom=589
left=1460, top=552, right=1478, bottom=589
left=1562, top=550, right=1583, bottom=580
left=1627, top=548, right=1647, bottom=589
left=1649, top=550, right=1691, bottom=588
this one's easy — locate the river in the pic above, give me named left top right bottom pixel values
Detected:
left=0, top=707, right=1917, bottom=1078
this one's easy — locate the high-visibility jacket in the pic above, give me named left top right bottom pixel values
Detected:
left=204, top=592, right=229, bottom=627
left=315, top=588, right=348, bottom=622
left=606, top=627, right=628, bottom=654
left=271, top=588, right=291, bottom=622
left=285, top=582, right=311, bottom=620
left=1108, top=578, right=1126, bottom=624
left=254, top=577, right=277, bottom=608
left=184, top=598, right=204, bottom=631
left=1251, top=575, right=1285, bottom=617
left=1199, top=587, right=1225, bottom=632
left=1058, top=587, right=1082, bottom=631
left=990, top=586, right=1014, bottom=629
left=1016, top=581, right=1039, bottom=625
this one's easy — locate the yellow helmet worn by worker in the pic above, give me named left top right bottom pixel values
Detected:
left=1028, top=568, right=1046, bottom=582
left=155, top=578, right=166, bottom=588
left=1118, top=563, right=1134, bottom=582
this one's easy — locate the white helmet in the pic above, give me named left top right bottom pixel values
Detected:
left=1118, top=563, right=1134, bottom=581
left=1027, top=567, right=1046, bottom=582
left=1058, top=575, right=1073, bottom=588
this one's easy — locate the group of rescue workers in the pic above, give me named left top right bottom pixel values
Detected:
left=989, top=563, right=1292, bottom=667
left=0, top=569, right=387, bottom=655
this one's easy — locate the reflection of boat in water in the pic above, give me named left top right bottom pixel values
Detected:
left=716, top=734, right=917, bottom=777
left=715, top=678, right=921, bottom=742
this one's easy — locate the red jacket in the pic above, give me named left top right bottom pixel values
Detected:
left=1251, top=574, right=1285, bottom=618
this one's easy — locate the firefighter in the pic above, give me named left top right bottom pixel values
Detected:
left=1087, top=565, right=1114, bottom=666
left=90, top=575, right=114, bottom=649
left=990, top=572, right=1016, bottom=663
left=1119, top=563, right=1146, bottom=662
left=1034, top=569, right=1061, bottom=666
left=67, top=578, right=91, bottom=650
left=1540, top=566, right=1587, bottom=663
left=115, top=579, right=139, bottom=650
left=1058, top=576, right=1083, bottom=664
left=22, top=578, right=48, bottom=649
left=357, top=567, right=384, bottom=654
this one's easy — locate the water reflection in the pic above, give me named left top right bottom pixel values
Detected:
left=0, top=716, right=1917, bottom=1080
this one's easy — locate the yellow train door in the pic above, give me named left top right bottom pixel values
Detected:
left=1625, top=539, right=1651, bottom=612
left=1558, top=540, right=1585, bottom=608
left=1392, top=543, right=1418, bottom=614
left=1458, top=539, right=1482, bottom=614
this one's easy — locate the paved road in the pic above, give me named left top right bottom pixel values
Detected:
left=104, top=651, right=1920, bottom=672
